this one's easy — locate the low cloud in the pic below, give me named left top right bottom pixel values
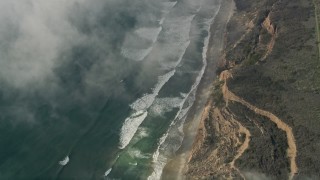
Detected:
left=243, top=171, right=271, bottom=180
left=0, top=0, right=87, bottom=88
left=0, top=0, right=171, bottom=124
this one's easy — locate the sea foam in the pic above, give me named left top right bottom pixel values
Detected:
left=147, top=3, right=222, bottom=180
left=118, top=13, right=195, bottom=150
left=130, top=70, right=176, bottom=111
left=121, top=1, right=178, bottom=61
left=121, top=47, right=153, bottom=61
left=128, top=148, right=149, bottom=159
left=59, top=156, right=69, bottom=166
left=135, top=27, right=162, bottom=43
left=161, top=1, right=177, bottom=14
left=119, top=111, right=148, bottom=149
left=147, top=94, right=192, bottom=180
left=104, top=168, right=112, bottom=177
left=149, top=97, right=182, bottom=115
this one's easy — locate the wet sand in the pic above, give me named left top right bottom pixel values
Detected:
left=161, top=0, right=235, bottom=179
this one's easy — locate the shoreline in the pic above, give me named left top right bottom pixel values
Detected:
left=161, top=0, right=235, bottom=179
left=183, top=0, right=320, bottom=178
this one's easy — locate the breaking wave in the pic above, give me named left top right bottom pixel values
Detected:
left=147, top=3, right=222, bottom=179
left=119, top=111, right=148, bottom=149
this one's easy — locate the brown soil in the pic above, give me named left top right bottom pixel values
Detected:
left=187, top=0, right=320, bottom=179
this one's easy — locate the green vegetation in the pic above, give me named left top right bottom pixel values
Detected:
left=312, top=0, right=320, bottom=93
left=243, top=52, right=263, bottom=66
left=211, top=79, right=225, bottom=108
left=223, top=0, right=320, bottom=177
left=313, top=0, right=320, bottom=60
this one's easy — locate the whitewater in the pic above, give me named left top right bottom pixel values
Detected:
left=105, top=0, right=223, bottom=179
left=0, top=0, right=224, bottom=179
left=119, top=12, right=195, bottom=149
left=147, top=3, right=222, bottom=180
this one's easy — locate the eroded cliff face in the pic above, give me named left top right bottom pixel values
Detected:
left=187, top=0, right=320, bottom=179
left=187, top=102, right=251, bottom=179
left=187, top=73, right=292, bottom=180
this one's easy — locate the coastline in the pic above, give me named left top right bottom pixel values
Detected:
left=184, top=0, right=320, bottom=179
left=161, top=0, right=235, bottom=179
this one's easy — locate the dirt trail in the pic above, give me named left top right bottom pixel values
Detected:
left=220, top=71, right=298, bottom=180
left=313, top=0, right=320, bottom=60
left=230, top=115, right=251, bottom=179
left=187, top=101, right=251, bottom=179
left=261, top=14, right=277, bottom=61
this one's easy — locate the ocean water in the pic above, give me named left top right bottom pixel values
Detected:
left=0, top=0, right=221, bottom=179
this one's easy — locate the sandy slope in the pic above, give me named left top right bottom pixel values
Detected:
left=229, top=115, right=251, bottom=179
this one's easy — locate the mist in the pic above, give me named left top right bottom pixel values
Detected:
left=243, top=171, right=271, bottom=180
left=0, top=0, right=207, bottom=178
left=0, top=0, right=85, bottom=88
left=0, top=0, right=163, bottom=89
left=0, top=0, right=168, bottom=127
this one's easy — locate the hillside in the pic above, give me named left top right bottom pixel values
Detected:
left=187, top=0, right=320, bottom=179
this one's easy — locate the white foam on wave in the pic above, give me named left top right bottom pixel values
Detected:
left=158, top=17, right=165, bottom=25
left=148, top=23, right=210, bottom=174
left=147, top=95, right=191, bottom=180
left=162, top=15, right=195, bottom=44
left=119, top=49, right=192, bottom=149
left=147, top=3, right=222, bottom=179
left=137, top=127, right=149, bottom=138
left=147, top=91, right=195, bottom=179
left=59, top=156, right=69, bottom=166
left=180, top=92, right=188, bottom=98
left=140, top=14, right=198, bottom=178
left=161, top=1, right=177, bottom=14
left=104, top=168, right=112, bottom=177
left=162, top=1, right=177, bottom=9
left=174, top=3, right=222, bottom=121
left=157, top=14, right=195, bottom=70
left=119, top=70, right=176, bottom=150
left=158, top=1, right=177, bottom=25
left=147, top=133, right=169, bottom=180
left=160, top=41, right=190, bottom=70
left=118, top=10, right=196, bottom=152
left=130, top=14, right=195, bottom=111
left=121, top=47, right=153, bottom=61
left=128, top=148, right=150, bottom=159
left=119, top=111, right=148, bottom=149
left=203, top=4, right=221, bottom=26
left=121, top=1, right=179, bottom=62
left=150, top=97, right=182, bottom=115
left=130, top=70, right=175, bottom=111
left=135, top=27, right=162, bottom=43
left=129, top=162, right=138, bottom=166
left=176, top=95, right=195, bottom=122
left=147, top=93, right=195, bottom=180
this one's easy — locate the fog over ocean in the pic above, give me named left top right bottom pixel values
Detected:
left=0, top=0, right=221, bottom=179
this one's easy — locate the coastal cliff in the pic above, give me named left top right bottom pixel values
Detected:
left=187, top=0, right=320, bottom=179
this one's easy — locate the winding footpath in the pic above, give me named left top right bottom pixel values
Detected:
left=313, top=0, right=320, bottom=60
left=220, top=71, right=298, bottom=180
left=230, top=115, right=251, bottom=180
